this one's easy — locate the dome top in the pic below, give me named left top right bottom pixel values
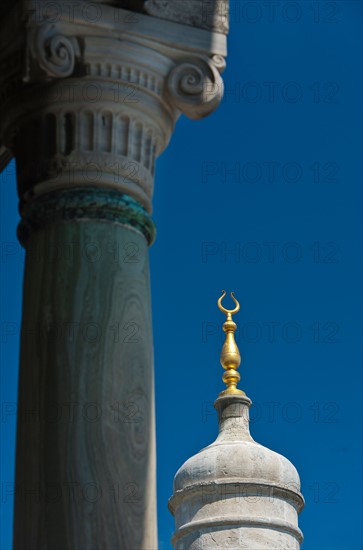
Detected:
left=172, top=394, right=303, bottom=510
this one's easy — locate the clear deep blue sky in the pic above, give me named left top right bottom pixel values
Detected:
left=1, top=2, right=362, bottom=549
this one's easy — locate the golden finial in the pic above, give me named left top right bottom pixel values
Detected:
left=217, top=290, right=245, bottom=397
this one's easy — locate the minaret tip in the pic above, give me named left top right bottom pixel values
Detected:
left=217, top=290, right=245, bottom=397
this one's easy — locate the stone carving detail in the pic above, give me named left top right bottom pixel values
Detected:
left=87, top=62, right=162, bottom=94
left=211, top=54, right=227, bottom=74
left=33, top=25, right=77, bottom=78
left=166, top=57, right=224, bottom=119
left=13, top=107, right=161, bottom=212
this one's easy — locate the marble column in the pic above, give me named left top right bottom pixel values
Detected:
left=0, top=1, right=228, bottom=548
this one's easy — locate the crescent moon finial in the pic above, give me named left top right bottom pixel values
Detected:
left=217, top=290, right=240, bottom=318
left=217, top=290, right=245, bottom=397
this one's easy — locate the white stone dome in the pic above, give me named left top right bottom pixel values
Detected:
left=169, top=394, right=304, bottom=550
left=174, top=411, right=301, bottom=495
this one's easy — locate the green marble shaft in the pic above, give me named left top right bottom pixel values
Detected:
left=13, top=215, right=157, bottom=549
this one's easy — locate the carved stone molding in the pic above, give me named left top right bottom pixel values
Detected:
left=13, top=104, right=164, bottom=211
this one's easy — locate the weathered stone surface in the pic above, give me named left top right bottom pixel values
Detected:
left=145, top=0, right=229, bottom=34
left=169, top=395, right=304, bottom=549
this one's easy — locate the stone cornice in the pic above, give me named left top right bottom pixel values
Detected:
left=23, top=2, right=227, bottom=57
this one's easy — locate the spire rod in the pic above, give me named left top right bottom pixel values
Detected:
left=217, top=290, right=245, bottom=397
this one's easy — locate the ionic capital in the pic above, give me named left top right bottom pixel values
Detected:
left=0, top=1, right=228, bottom=235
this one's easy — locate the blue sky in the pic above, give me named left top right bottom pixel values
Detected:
left=1, top=1, right=362, bottom=549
